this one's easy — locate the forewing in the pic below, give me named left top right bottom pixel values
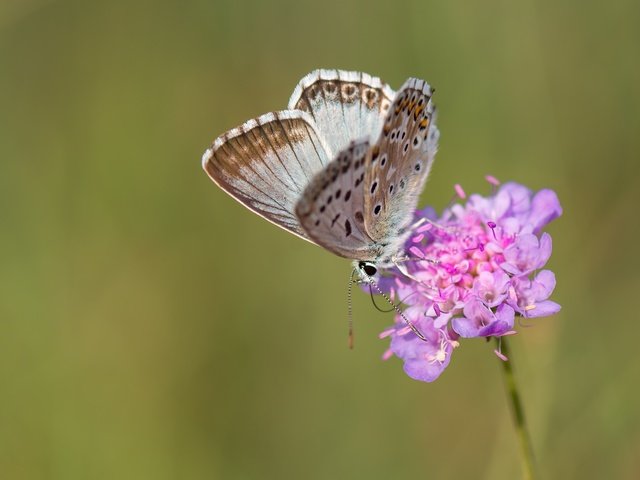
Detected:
left=363, top=78, right=439, bottom=242
left=202, top=110, right=332, bottom=242
left=295, top=139, right=378, bottom=260
left=288, top=69, right=396, bottom=156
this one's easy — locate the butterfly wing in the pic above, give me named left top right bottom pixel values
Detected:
left=363, top=78, right=439, bottom=244
left=202, top=110, right=332, bottom=243
left=295, top=139, right=379, bottom=260
left=288, top=69, right=396, bottom=156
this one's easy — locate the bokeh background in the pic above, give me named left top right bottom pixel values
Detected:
left=1, top=0, right=639, bottom=478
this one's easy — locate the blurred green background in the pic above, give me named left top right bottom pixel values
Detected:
left=1, top=0, right=639, bottom=478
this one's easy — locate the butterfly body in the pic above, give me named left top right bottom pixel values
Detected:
left=203, top=70, right=439, bottom=272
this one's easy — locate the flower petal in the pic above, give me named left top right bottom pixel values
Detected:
left=532, top=270, right=556, bottom=299
left=528, top=189, right=562, bottom=233
left=523, top=300, right=561, bottom=317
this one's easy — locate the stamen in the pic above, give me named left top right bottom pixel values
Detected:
left=411, top=233, right=425, bottom=243
left=416, top=223, right=433, bottom=233
left=487, top=221, right=498, bottom=241
left=494, top=349, right=508, bottom=361
left=454, top=183, right=466, bottom=199
left=524, top=304, right=536, bottom=311
left=382, top=349, right=394, bottom=361
left=485, top=175, right=500, bottom=186
left=494, top=337, right=508, bottom=361
left=379, top=328, right=395, bottom=339
left=409, top=246, right=424, bottom=258
left=464, top=241, right=484, bottom=253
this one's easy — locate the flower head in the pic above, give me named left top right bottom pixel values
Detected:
left=377, top=179, right=562, bottom=382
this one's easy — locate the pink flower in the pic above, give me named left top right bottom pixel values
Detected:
left=377, top=179, right=562, bottom=382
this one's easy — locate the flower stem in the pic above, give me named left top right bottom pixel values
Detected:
left=497, top=337, right=537, bottom=480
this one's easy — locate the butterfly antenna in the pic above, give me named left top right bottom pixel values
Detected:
left=359, top=270, right=428, bottom=342
left=348, top=268, right=357, bottom=349
left=369, top=286, right=421, bottom=313
left=369, top=285, right=394, bottom=312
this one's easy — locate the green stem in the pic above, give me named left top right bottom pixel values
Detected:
left=497, top=337, right=537, bottom=480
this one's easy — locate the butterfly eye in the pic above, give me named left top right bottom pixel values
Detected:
left=358, top=261, right=377, bottom=276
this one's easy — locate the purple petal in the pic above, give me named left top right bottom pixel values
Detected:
left=491, top=188, right=513, bottom=219
left=524, top=300, right=561, bottom=317
left=528, top=189, right=562, bottom=233
left=388, top=317, right=454, bottom=382
left=536, top=233, right=553, bottom=269
left=532, top=270, right=556, bottom=299
left=501, top=216, right=524, bottom=236
left=452, top=316, right=481, bottom=338
left=502, top=234, right=540, bottom=275
left=495, top=304, right=516, bottom=328
left=479, top=321, right=511, bottom=337
left=473, top=270, right=510, bottom=307
left=479, top=304, right=515, bottom=336
left=500, top=182, right=532, bottom=215
left=403, top=352, right=451, bottom=382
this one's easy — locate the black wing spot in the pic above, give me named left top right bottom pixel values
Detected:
left=400, top=179, right=406, bottom=189
left=370, top=181, right=378, bottom=194
left=335, top=189, right=341, bottom=199
left=344, top=190, right=351, bottom=201
left=331, top=213, right=341, bottom=226
left=320, top=205, right=326, bottom=213
left=413, top=137, right=419, bottom=146
left=380, top=155, right=387, bottom=167
left=401, top=130, right=406, bottom=140
left=314, top=219, right=320, bottom=226
left=403, top=143, right=409, bottom=153
left=355, top=211, right=364, bottom=223
left=327, top=195, right=333, bottom=204
left=345, top=219, right=352, bottom=237
left=389, top=184, right=394, bottom=194
left=374, top=205, right=381, bottom=215
left=324, top=82, right=337, bottom=94
left=415, top=163, right=421, bottom=171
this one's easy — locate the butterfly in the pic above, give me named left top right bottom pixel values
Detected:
left=202, top=69, right=439, bottom=280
